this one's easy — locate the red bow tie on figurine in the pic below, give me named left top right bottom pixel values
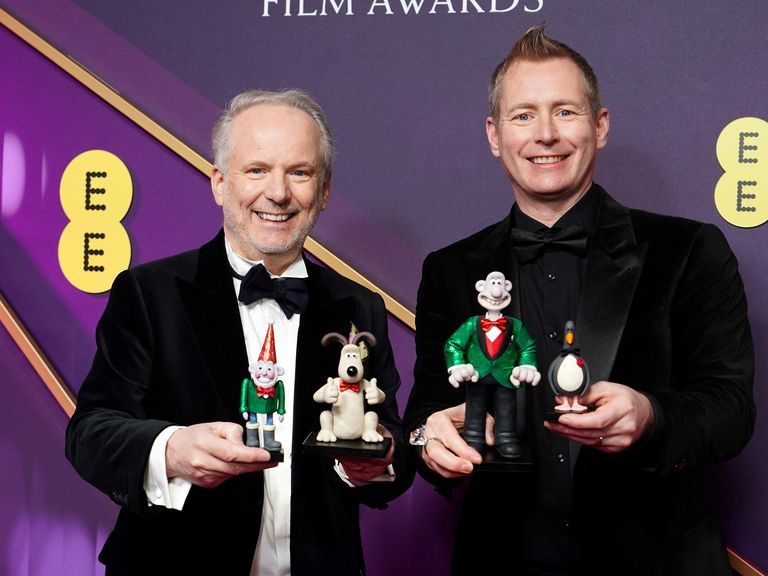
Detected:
left=480, top=317, right=507, bottom=332
left=256, top=386, right=275, bottom=398
left=338, top=381, right=361, bottom=393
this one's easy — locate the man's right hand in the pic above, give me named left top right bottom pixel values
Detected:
left=419, top=404, right=486, bottom=478
left=166, top=422, right=276, bottom=488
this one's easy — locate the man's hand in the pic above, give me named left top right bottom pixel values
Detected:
left=418, top=404, right=492, bottom=478
left=166, top=422, right=277, bottom=488
left=544, top=381, right=655, bottom=452
left=338, top=425, right=394, bottom=485
left=447, top=364, right=479, bottom=388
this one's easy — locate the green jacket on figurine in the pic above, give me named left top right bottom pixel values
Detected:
left=240, top=377, right=286, bottom=416
left=445, top=315, right=537, bottom=389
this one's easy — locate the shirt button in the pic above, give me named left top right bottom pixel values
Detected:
left=549, top=331, right=558, bottom=339
left=557, top=453, right=566, bottom=463
left=547, top=273, right=556, bottom=281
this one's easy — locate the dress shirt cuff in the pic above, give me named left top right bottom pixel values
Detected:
left=144, top=426, right=192, bottom=510
left=334, top=460, right=396, bottom=487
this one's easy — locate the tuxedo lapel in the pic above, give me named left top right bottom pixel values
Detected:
left=177, top=231, right=249, bottom=421
left=577, top=190, right=647, bottom=383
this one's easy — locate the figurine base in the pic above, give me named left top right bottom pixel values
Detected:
left=302, top=432, right=391, bottom=459
left=474, top=441, right=533, bottom=472
left=544, top=405, right=596, bottom=422
left=266, top=448, right=284, bottom=463
left=243, top=435, right=284, bottom=462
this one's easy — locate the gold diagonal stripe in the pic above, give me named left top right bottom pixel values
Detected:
left=0, top=291, right=76, bottom=417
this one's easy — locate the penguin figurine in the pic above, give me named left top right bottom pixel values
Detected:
left=547, top=320, right=591, bottom=412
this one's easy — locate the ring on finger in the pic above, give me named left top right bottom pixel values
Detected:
left=425, top=437, right=445, bottom=450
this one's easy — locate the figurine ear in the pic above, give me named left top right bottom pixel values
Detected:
left=351, top=331, right=377, bottom=348
left=505, top=280, right=512, bottom=291
left=475, top=280, right=486, bottom=292
left=277, top=366, right=285, bottom=376
left=321, top=332, right=347, bottom=347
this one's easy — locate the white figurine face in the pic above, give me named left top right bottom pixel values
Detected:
left=339, top=344, right=364, bottom=382
left=211, top=103, right=330, bottom=272
left=253, top=360, right=283, bottom=387
left=476, top=271, right=512, bottom=312
left=486, top=58, right=609, bottom=206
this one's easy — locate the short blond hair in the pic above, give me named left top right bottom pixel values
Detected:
left=488, top=24, right=602, bottom=123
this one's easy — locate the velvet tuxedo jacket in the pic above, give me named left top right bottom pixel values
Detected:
left=404, top=185, right=755, bottom=575
left=66, top=230, right=410, bottom=576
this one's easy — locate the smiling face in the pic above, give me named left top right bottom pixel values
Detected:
left=476, top=271, right=512, bottom=314
left=252, top=359, right=284, bottom=387
left=211, top=103, right=330, bottom=274
left=486, top=57, right=609, bottom=212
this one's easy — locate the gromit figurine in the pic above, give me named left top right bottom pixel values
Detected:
left=313, top=327, right=385, bottom=443
left=548, top=320, right=592, bottom=413
left=240, top=322, right=285, bottom=451
left=444, top=271, right=540, bottom=458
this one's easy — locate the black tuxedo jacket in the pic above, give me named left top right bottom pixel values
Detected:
left=66, top=230, right=411, bottom=575
left=404, top=186, right=755, bottom=575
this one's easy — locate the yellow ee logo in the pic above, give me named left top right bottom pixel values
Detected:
left=58, top=150, right=133, bottom=293
left=715, top=117, right=767, bottom=228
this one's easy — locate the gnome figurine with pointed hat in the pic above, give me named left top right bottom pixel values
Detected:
left=240, top=322, right=286, bottom=452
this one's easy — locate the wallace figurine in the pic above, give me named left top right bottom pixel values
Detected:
left=444, top=271, right=540, bottom=458
left=240, top=322, right=285, bottom=454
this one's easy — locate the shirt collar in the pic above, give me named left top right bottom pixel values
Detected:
left=511, top=183, right=600, bottom=235
left=224, top=236, right=308, bottom=280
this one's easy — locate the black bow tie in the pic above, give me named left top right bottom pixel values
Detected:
left=234, top=263, right=309, bottom=319
left=509, top=225, right=589, bottom=263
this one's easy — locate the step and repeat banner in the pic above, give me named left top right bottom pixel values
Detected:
left=1, top=1, right=767, bottom=574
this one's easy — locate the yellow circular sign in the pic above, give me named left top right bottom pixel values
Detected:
left=59, top=150, right=133, bottom=293
left=58, top=221, right=132, bottom=294
left=715, top=117, right=767, bottom=228
left=60, top=150, right=133, bottom=221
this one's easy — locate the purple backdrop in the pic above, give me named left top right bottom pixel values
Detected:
left=1, top=1, right=767, bottom=574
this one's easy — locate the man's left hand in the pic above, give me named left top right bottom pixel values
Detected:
left=544, top=381, right=655, bottom=453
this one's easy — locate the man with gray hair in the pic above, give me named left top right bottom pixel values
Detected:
left=66, top=88, right=410, bottom=575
